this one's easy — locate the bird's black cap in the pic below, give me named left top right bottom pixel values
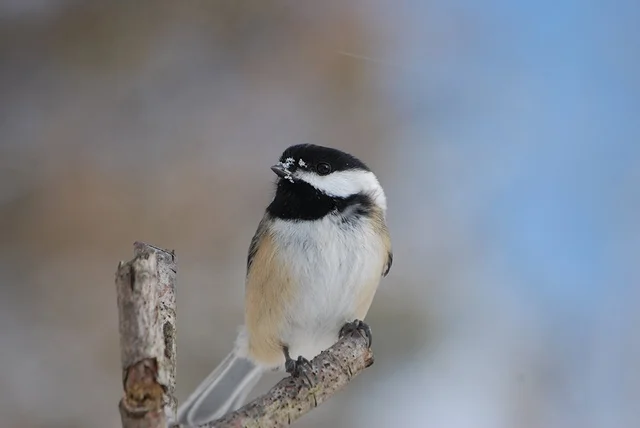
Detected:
left=277, top=144, right=370, bottom=174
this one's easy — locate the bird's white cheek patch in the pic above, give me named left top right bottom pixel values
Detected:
left=295, top=170, right=386, bottom=209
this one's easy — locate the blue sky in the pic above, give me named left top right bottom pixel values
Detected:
left=375, top=2, right=639, bottom=423
left=388, top=0, right=638, bottom=311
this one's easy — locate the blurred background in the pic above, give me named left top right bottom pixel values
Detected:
left=0, top=0, right=638, bottom=427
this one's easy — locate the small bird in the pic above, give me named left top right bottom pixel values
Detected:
left=177, top=144, right=393, bottom=426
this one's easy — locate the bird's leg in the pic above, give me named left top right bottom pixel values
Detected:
left=283, top=346, right=314, bottom=386
left=339, top=319, right=373, bottom=347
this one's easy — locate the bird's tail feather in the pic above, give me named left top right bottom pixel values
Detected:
left=176, top=351, right=263, bottom=426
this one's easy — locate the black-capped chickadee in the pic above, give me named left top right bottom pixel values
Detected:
left=177, top=144, right=393, bottom=426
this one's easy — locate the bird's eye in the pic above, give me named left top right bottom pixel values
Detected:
left=316, top=162, right=331, bottom=175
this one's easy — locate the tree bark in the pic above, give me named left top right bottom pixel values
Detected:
left=202, top=330, right=374, bottom=428
left=115, top=242, right=177, bottom=428
left=114, top=241, right=375, bottom=428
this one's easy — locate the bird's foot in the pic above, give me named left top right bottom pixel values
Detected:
left=339, top=319, right=373, bottom=347
left=284, top=348, right=315, bottom=386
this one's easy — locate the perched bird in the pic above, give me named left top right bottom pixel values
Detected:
left=177, top=144, right=393, bottom=426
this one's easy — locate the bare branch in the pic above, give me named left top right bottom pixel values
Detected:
left=202, top=330, right=374, bottom=428
left=116, top=242, right=177, bottom=428
left=114, top=241, right=374, bottom=428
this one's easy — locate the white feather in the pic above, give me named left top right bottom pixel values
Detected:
left=265, top=210, right=387, bottom=361
left=294, top=169, right=387, bottom=211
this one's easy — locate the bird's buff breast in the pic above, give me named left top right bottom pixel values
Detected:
left=269, top=215, right=385, bottom=360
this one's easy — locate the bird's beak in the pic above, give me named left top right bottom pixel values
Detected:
left=270, top=164, right=289, bottom=178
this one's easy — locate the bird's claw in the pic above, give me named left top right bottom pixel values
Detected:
left=285, top=355, right=314, bottom=386
left=339, top=319, right=373, bottom=347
